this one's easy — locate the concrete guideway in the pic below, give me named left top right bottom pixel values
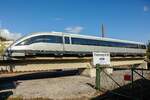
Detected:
left=0, top=56, right=147, bottom=77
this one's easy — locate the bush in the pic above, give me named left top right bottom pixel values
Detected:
left=0, top=41, right=6, bottom=55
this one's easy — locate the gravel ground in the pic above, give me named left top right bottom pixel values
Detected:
left=0, top=69, right=150, bottom=100
left=9, top=75, right=97, bottom=99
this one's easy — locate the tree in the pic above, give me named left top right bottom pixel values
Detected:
left=147, top=41, right=150, bottom=59
left=147, top=41, right=150, bottom=68
left=0, top=40, right=6, bottom=56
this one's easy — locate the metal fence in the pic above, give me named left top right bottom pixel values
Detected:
left=94, top=65, right=150, bottom=100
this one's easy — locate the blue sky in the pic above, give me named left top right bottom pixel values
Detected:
left=0, top=0, right=150, bottom=43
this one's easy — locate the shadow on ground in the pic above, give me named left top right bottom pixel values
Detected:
left=0, top=81, right=16, bottom=100
left=0, top=70, right=79, bottom=82
left=92, top=79, right=150, bottom=100
left=0, top=70, right=79, bottom=100
left=0, top=91, right=13, bottom=100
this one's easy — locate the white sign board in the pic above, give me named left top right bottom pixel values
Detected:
left=93, top=52, right=110, bottom=66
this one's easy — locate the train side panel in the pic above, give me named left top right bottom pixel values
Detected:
left=64, top=44, right=146, bottom=55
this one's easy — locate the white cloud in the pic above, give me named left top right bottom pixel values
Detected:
left=144, top=5, right=149, bottom=12
left=0, top=29, right=22, bottom=40
left=64, top=26, right=83, bottom=34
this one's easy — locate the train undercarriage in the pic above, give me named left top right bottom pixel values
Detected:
left=4, top=50, right=146, bottom=59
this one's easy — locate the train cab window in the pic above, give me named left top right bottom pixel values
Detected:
left=29, top=35, right=63, bottom=44
left=30, top=36, right=45, bottom=43
left=16, top=35, right=63, bottom=45
left=20, top=41, right=27, bottom=45
left=65, top=37, right=70, bottom=44
left=16, top=38, right=31, bottom=46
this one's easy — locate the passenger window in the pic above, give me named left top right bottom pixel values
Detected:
left=71, top=37, right=142, bottom=49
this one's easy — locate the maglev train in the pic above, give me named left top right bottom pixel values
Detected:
left=5, top=32, right=146, bottom=57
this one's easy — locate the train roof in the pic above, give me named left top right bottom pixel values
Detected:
left=29, top=31, right=145, bottom=45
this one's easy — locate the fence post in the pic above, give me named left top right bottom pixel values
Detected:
left=131, top=67, right=134, bottom=88
left=95, top=64, right=101, bottom=90
left=131, top=65, right=136, bottom=99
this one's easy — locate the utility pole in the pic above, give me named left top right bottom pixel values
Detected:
left=101, top=24, right=105, bottom=37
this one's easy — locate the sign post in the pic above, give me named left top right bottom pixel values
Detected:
left=93, top=52, right=110, bottom=90
left=95, top=64, right=101, bottom=90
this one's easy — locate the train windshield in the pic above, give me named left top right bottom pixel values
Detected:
left=16, top=35, right=63, bottom=45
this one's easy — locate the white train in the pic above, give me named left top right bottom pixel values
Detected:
left=5, top=32, right=146, bottom=57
